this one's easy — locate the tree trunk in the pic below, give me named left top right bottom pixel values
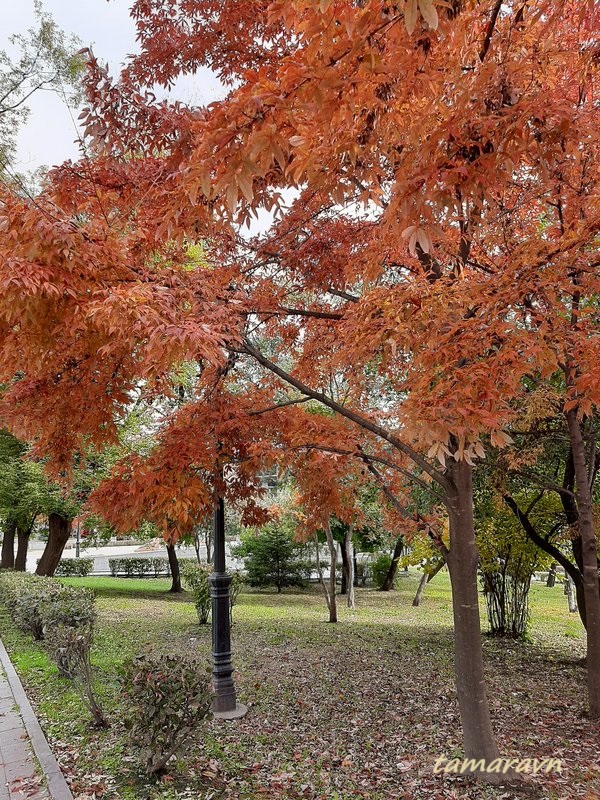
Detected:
left=413, top=572, right=429, bottom=607
left=445, top=459, right=501, bottom=769
left=315, top=535, right=334, bottom=622
left=344, top=524, right=355, bottom=609
left=412, top=560, right=445, bottom=607
left=353, top=547, right=359, bottom=587
left=36, top=514, right=71, bottom=577
left=565, top=575, right=578, bottom=614
left=166, top=544, right=183, bottom=593
left=0, top=520, right=16, bottom=569
left=380, top=536, right=404, bottom=591
left=324, top=523, right=338, bottom=623
left=15, top=526, right=30, bottom=571
left=566, top=410, right=600, bottom=718
left=340, top=538, right=348, bottom=595
left=546, top=563, right=557, bottom=587
left=205, top=527, right=213, bottom=565
left=193, top=530, right=202, bottom=564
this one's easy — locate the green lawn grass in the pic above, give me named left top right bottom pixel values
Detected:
left=1, top=571, right=597, bottom=800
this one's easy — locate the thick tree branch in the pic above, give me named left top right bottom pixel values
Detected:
left=479, top=0, right=503, bottom=62
left=326, top=287, right=359, bottom=303
left=241, top=339, right=451, bottom=491
left=364, top=457, right=449, bottom=558
left=255, top=307, right=344, bottom=320
left=503, top=494, right=581, bottom=586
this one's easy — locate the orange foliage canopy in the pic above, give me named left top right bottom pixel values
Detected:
left=0, top=0, right=599, bottom=537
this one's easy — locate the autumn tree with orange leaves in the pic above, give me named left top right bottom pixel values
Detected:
left=1, top=0, right=599, bottom=778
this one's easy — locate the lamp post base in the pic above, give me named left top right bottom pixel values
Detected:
left=212, top=702, right=248, bottom=720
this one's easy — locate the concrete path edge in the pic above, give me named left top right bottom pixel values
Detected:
left=0, top=638, right=73, bottom=800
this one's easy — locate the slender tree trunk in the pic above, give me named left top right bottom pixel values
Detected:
left=339, top=538, right=348, bottom=595
left=565, top=575, right=578, bottom=614
left=413, top=572, right=429, bottom=607
left=166, top=544, right=183, bottom=593
left=36, top=514, right=71, bottom=577
left=324, top=523, right=338, bottom=623
left=15, top=526, right=30, bottom=571
left=344, top=524, right=355, bottom=609
left=546, top=563, right=557, bottom=587
left=353, top=547, right=359, bottom=587
left=205, top=527, right=213, bottom=565
left=380, top=536, right=404, bottom=591
left=1, top=520, right=16, bottom=569
left=566, top=410, right=600, bottom=718
left=193, top=531, right=202, bottom=564
left=412, top=560, right=445, bottom=607
left=315, top=535, right=335, bottom=621
left=445, top=459, right=501, bottom=770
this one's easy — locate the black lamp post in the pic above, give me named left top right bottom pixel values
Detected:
left=210, top=496, right=247, bottom=719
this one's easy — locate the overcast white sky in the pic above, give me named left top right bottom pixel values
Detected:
left=2, top=0, right=223, bottom=174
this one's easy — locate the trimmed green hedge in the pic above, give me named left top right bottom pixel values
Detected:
left=108, top=557, right=171, bottom=578
left=55, top=558, right=94, bottom=577
left=0, top=571, right=95, bottom=640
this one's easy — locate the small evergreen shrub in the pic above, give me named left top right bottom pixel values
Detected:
left=371, top=553, right=395, bottom=590
left=37, top=585, right=106, bottom=726
left=180, top=561, right=212, bottom=624
left=232, top=523, right=309, bottom=593
left=55, top=558, right=94, bottom=577
left=122, top=650, right=212, bottom=773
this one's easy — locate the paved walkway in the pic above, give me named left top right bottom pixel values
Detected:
left=0, top=641, right=72, bottom=800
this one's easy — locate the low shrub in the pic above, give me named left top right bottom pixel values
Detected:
left=41, top=585, right=96, bottom=642
left=45, top=624, right=108, bottom=727
left=13, top=578, right=62, bottom=640
left=0, top=572, right=106, bottom=725
left=371, top=553, right=396, bottom=590
left=0, top=570, right=36, bottom=611
left=0, top=572, right=96, bottom=642
left=180, top=561, right=212, bottom=624
left=122, top=649, right=212, bottom=773
left=55, top=558, right=94, bottom=577
left=40, top=585, right=106, bottom=726
left=230, top=570, right=245, bottom=621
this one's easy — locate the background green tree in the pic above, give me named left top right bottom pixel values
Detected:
left=233, top=513, right=309, bottom=593
left=0, top=1, right=82, bottom=183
